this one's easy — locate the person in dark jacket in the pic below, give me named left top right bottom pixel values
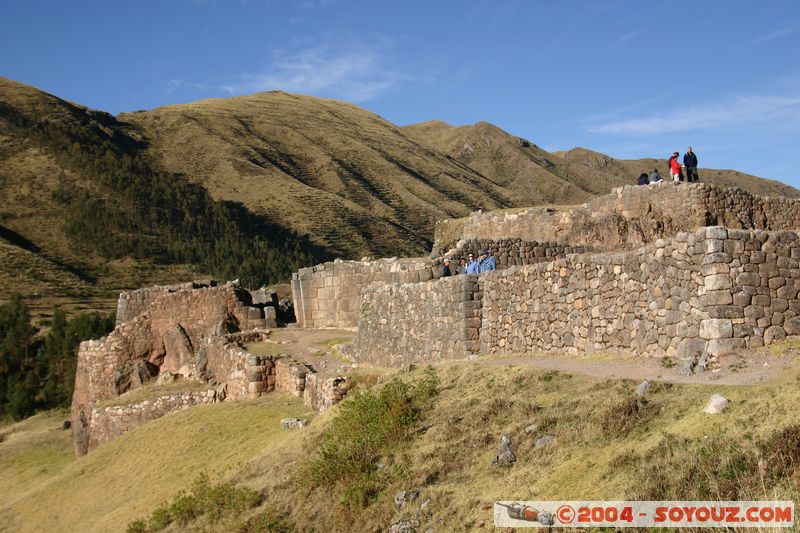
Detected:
left=683, top=147, right=699, bottom=182
left=442, top=258, right=453, bottom=277
left=637, top=173, right=649, bottom=186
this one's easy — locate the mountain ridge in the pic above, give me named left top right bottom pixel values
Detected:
left=1, top=75, right=798, bottom=302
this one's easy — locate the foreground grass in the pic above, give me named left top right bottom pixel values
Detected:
left=0, top=394, right=312, bottom=533
left=4, top=362, right=800, bottom=532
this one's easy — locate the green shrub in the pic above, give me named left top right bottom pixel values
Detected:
left=238, top=508, right=294, bottom=533
left=147, top=506, right=173, bottom=531
left=127, top=472, right=261, bottom=532
left=301, top=367, right=439, bottom=508
left=125, top=519, right=148, bottom=533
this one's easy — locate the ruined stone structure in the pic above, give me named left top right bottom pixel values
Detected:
left=291, top=257, right=442, bottom=329
left=297, top=183, right=800, bottom=366
left=72, top=282, right=348, bottom=456
left=72, top=182, right=800, bottom=455
left=434, top=183, right=800, bottom=255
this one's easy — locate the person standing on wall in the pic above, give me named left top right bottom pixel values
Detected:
left=669, top=151, right=682, bottom=182
left=466, top=253, right=480, bottom=274
left=456, top=257, right=467, bottom=275
left=442, top=258, right=453, bottom=277
left=478, top=249, right=497, bottom=272
left=683, top=146, right=699, bottom=183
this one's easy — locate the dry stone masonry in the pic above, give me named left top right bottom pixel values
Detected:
left=291, top=183, right=800, bottom=367
left=351, top=275, right=483, bottom=365
left=434, top=183, right=800, bottom=255
left=72, top=281, right=348, bottom=456
left=291, top=257, right=444, bottom=329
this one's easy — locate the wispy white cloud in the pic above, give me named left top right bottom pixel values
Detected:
left=613, top=29, right=645, bottom=48
left=748, top=25, right=799, bottom=45
left=188, top=40, right=429, bottom=102
left=586, top=95, right=800, bottom=134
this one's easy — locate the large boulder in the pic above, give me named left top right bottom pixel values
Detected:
left=113, top=359, right=159, bottom=395
left=162, top=323, right=194, bottom=372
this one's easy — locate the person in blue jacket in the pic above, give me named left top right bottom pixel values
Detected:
left=466, top=252, right=480, bottom=274
left=478, top=249, right=497, bottom=272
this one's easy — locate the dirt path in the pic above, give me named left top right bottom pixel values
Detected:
left=244, top=327, right=356, bottom=373
left=479, top=346, right=800, bottom=386
left=248, top=328, right=800, bottom=386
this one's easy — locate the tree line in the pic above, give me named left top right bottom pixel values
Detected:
left=0, top=295, right=115, bottom=420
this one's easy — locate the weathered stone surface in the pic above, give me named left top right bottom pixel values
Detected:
left=395, top=488, right=420, bottom=510
left=535, top=435, right=556, bottom=448
left=703, top=394, right=730, bottom=414
left=634, top=380, right=651, bottom=398
left=280, top=418, right=309, bottom=429
left=491, top=434, right=516, bottom=466
left=764, top=326, right=786, bottom=345
left=700, top=319, right=733, bottom=339
left=785, top=316, right=800, bottom=336
left=113, top=360, right=158, bottom=395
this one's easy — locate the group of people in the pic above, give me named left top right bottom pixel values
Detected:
left=637, top=147, right=699, bottom=185
left=441, top=249, right=497, bottom=277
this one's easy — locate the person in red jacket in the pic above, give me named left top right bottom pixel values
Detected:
left=669, top=151, right=683, bottom=182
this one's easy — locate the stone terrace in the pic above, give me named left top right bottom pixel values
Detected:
left=294, top=183, right=800, bottom=367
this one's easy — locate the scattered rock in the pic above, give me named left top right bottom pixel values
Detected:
left=388, top=518, right=419, bottom=533
left=280, top=418, right=309, bottom=429
left=491, top=434, right=516, bottom=466
left=634, top=380, right=651, bottom=398
left=395, top=488, right=420, bottom=509
left=155, top=370, right=177, bottom=385
left=535, top=435, right=556, bottom=448
left=62, top=420, right=71, bottom=430
left=703, top=394, right=730, bottom=414
left=524, top=424, right=538, bottom=434
left=764, top=325, right=786, bottom=346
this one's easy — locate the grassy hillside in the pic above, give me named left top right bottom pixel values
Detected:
left=121, top=94, right=516, bottom=259
left=406, top=121, right=800, bottom=200
left=0, top=77, right=324, bottom=298
left=4, top=352, right=800, bottom=532
left=555, top=147, right=800, bottom=197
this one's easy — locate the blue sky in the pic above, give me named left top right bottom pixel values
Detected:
left=1, top=0, right=799, bottom=188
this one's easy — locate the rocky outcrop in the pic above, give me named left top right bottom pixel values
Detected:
left=72, top=282, right=347, bottom=456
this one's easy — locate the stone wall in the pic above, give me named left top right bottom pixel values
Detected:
left=72, top=283, right=277, bottom=456
left=480, top=227, right=800, bottom=358
left=351, top=275, right=482, bottom=366
left=447, top=238, right=593, bottom=268
left=291, top=258, right=441, bottom=329
left=115, top=282, right=201, bottom=326
left=434, top=183, right=800, bottom=255
left=86, top=389, right=219, bottom=452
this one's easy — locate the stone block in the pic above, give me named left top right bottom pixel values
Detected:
left=701, top=290, right=732, bottom=306
left=705, top=274, right=732, bottom=290
left=706, top=338, right=745, bottom=356
left=700, top=318, right=733, bottom=339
